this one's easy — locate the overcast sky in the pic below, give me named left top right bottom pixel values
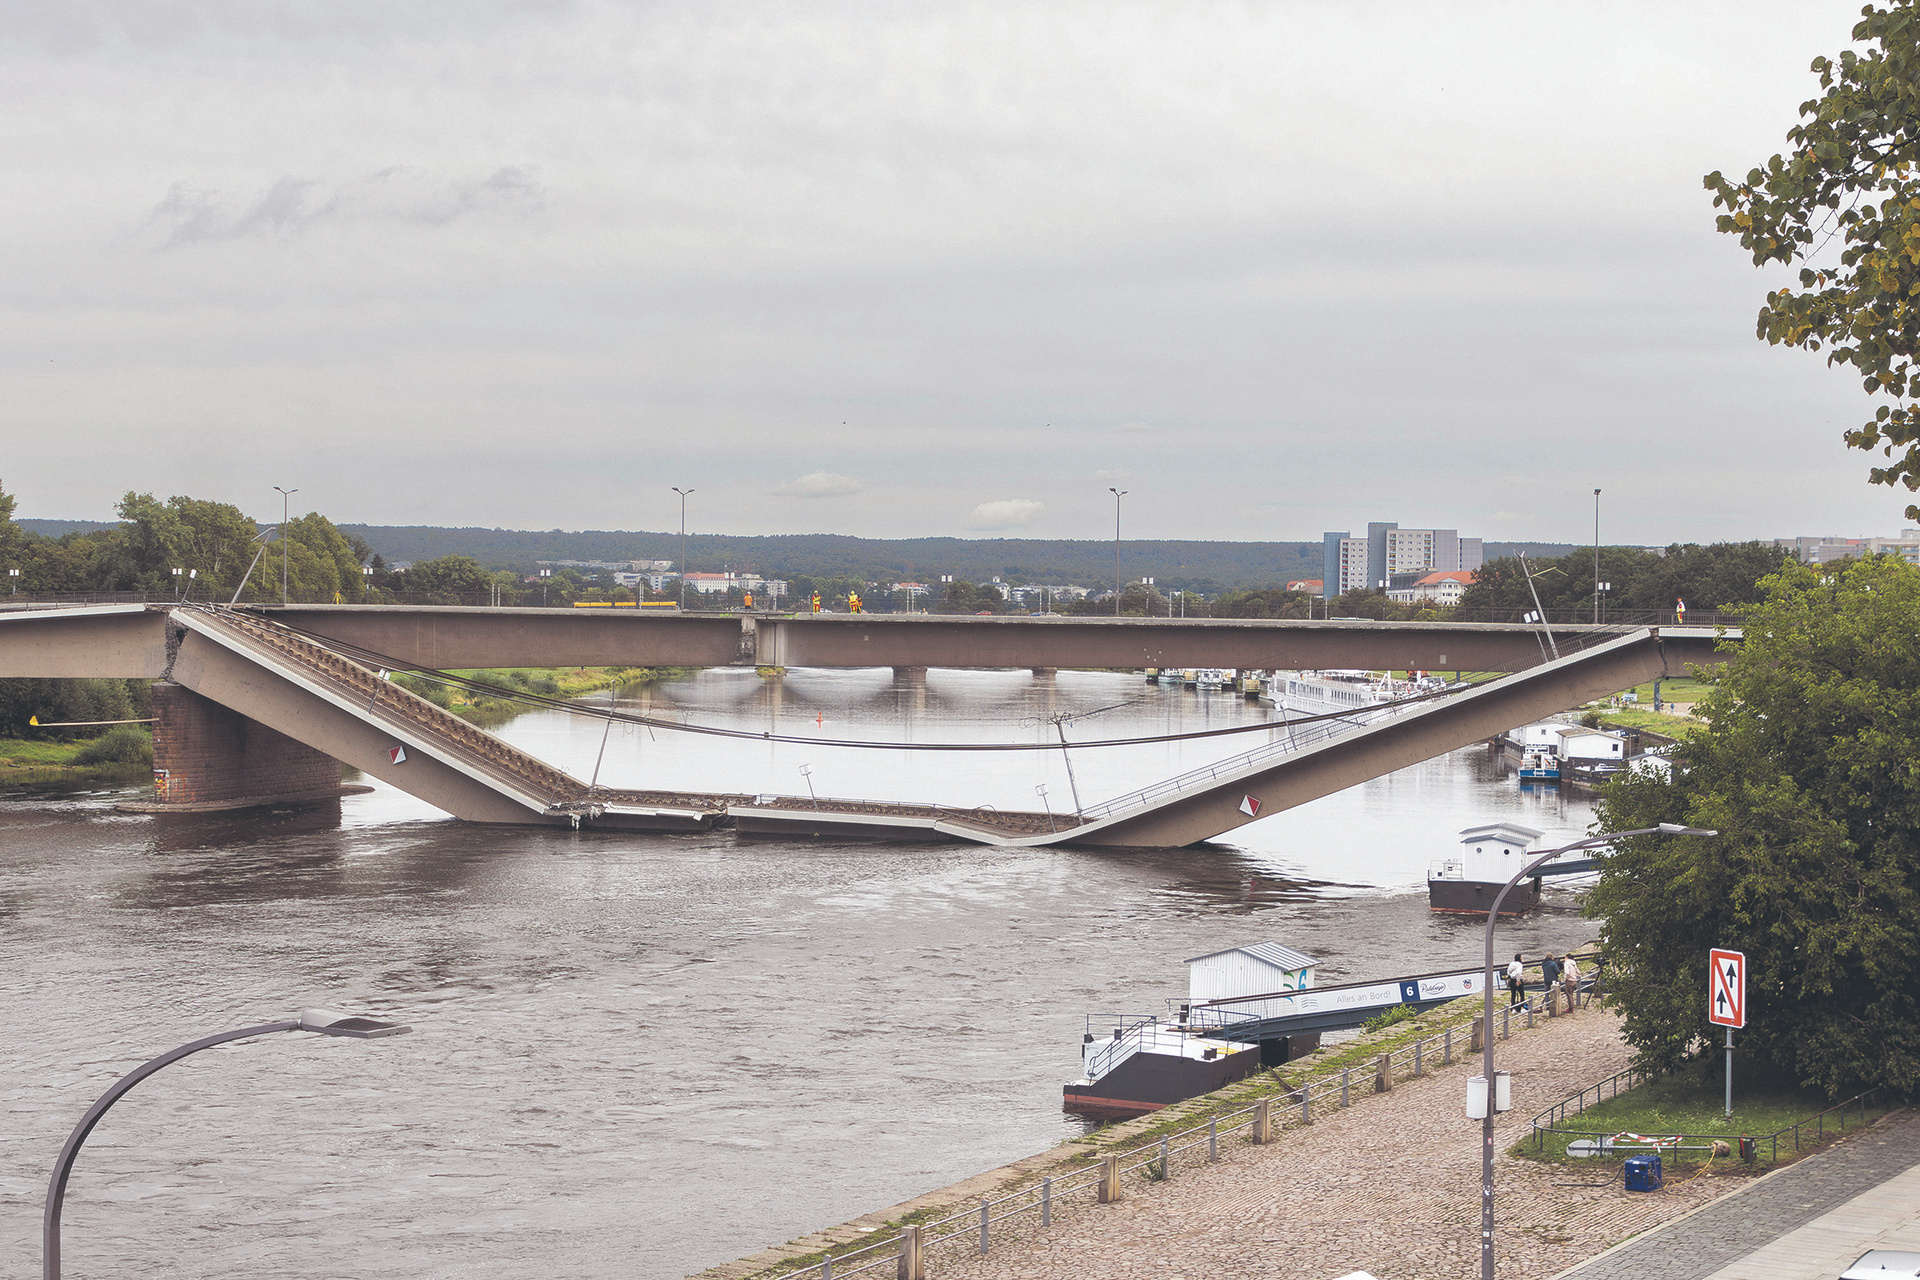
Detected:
left=0, top=0, right=1901, bottom=545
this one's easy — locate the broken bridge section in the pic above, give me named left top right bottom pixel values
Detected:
left=0, top=604, right=1732, bottom=847
left=155, top=608, right=743, bottom=829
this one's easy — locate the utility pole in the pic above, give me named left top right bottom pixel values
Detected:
left=272, top=486, right=298, bottom=606
left=1108, top=488, right=1127, bottom=616
left=1593, top=488, right=1602, bottom=625
left=671, top=487, right=694, bottom=610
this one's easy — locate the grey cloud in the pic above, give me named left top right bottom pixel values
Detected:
left=771, top=470, right=863, bottom=498
left=144, top=166, right=543, bottom=247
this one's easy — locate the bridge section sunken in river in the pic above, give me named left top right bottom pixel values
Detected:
left=0, top=603, right=1730, bottom=846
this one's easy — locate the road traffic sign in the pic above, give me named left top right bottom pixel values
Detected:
left=1708, top=948, right=1745, bottom=1028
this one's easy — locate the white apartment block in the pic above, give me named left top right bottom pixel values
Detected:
left=1773, top=533, right=1920, bottom=565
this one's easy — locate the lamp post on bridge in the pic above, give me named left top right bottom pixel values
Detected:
left=1593, top=488, right=1603, bottom=625
left=1473, top=823, right=1715, bottom=1280
left=272, top=486, right=298, bottom=607
left=1108, top=488, right=1127, bottom=616
left=672, top=487, right=694, bottom=611
left=44, top=1008, right=411, bottom=1280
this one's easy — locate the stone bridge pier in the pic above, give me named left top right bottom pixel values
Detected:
left=122, top=682, right=369, bottom=813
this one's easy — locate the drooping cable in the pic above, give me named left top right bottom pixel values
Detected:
left=229, top=605, right=1473, bottom=753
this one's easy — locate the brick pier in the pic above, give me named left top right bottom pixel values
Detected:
left=126, top=681, right=364, bottom=811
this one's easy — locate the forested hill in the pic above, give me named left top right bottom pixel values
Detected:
left=16, top=519, right=1578, bottom=588
left=331, top=526, right=1578, bottom=589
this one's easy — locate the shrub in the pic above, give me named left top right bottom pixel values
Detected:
left=70, top=725, right=153, bottom=766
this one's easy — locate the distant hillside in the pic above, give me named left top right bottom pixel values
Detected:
left=18, top=519, right=114, bottom=538
left=337, top=526, right=1584, bottom=589
left=15, top=517, right=1581, bottom=589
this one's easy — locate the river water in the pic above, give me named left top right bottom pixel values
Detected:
left=1, top=669, right=1599, bottom=1279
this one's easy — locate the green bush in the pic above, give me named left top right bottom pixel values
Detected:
left=69, top=725, right=153, bottom=766
left=1363, top=1004, right=1417, bottom=1033
left=392, top=673, right=452, bottom=708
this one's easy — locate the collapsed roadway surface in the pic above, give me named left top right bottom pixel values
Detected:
left=0, top=602, right=1732, bottom=847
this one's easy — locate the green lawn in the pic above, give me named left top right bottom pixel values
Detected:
left=1519, top=1071, right=1892, bottom=1167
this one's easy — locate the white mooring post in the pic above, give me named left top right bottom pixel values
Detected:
left=979, top=1197, right=989, bottom=1255
left=1041, top=1176, right=1052, bottom=1227
left=1254, top=1097, right=1272, bottom=1143
left=1098, top=1154, right=1121, bottom=1203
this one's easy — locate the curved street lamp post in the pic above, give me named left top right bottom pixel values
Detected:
left=44, top=1008, right=411, bottom=1280
left=1476, top=824, right=1715, bottom=1280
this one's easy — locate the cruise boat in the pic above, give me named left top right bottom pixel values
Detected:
left=1183, top=668, right=1236, bottom=690
left=1260, top=669, right=1443, bottom=721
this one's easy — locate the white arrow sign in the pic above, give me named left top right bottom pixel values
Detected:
left=1708, top=948, right=1745, bottom=1028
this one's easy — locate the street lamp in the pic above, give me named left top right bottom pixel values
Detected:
left=1108, top=488, right=1127, bottom=616
left=1474, top=823, right=1715, bottom=1280
left=43, top=1008, right=410, bottom=1280
left=672, top=487, right=694, bottom=610
left=1593, top=488, right=1603, bottom=625
left=272, top=486, right=298, bottom=607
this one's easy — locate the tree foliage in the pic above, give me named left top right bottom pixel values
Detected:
left=1590, top=554, right=1920, bottom=1097
left=1705, top=2, right=1920, bottom=518
left=1456, top=543, right=1792, bottom=618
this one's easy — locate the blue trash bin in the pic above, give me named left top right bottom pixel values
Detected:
left=1623, top=1154, right=1663, bottom=1192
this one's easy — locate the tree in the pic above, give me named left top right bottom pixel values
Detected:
left=1213, top=587, right=1311, bottom=619
left=1590, top=554, right=1920, bottom=1097
left=1705, top=2, right=1920, bottom=518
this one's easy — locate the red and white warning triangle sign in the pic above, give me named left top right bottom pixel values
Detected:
left=1238, top=795, right=1262, bottom=817
left=389, top=745, right=408, bottom=765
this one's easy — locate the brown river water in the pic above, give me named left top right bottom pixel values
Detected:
left=1, top=668, right=1601, bottom=1278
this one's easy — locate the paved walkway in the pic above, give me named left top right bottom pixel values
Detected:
left=1556, top=1107, right=1920, bottom=1280
left=912, top=1009, right=1768, bottom=1280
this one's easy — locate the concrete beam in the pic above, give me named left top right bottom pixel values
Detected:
left=167, top=627, right=558, bottom=824
left=1076, top=628, right=1726, bottom=847
left=261, top=604, right=747, bottom=670
left=265, top=605, right=1612, bottom=673
left=0, top=605, right=170, bottom=678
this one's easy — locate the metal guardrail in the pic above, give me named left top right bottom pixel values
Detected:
left=775, top=994, right=1576, bottom=1280
left=1530, top=1074, right=1885, bottom=1164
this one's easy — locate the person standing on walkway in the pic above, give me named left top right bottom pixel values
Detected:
left=1541, top=953, right=1563, bottom=1013
left=1561, top=953, right=1582, bottom=1010
left=1506, top=953, right=1527, bottom=1008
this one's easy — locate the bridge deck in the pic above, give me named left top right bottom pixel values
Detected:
left=0, top=604, right=1733, bottom=846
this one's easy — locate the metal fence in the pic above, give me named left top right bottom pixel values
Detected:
left=775, top=998, right=1567, bottom=1280
left=1529, top=1073, right=1885, bottom=1165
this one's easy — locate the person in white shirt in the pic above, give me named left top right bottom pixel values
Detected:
left=1505, top=953, right=1527, bottom=1008
left=1561, top=954, right=1582, bottom=1010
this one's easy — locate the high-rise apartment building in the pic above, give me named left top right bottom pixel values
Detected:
left=1319, top=522, right=1483, bottom=598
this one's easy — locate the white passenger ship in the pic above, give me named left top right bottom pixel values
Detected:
left=1260, top=669, right=1444, bottom=723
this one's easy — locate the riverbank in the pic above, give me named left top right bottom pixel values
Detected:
left=0, top=732, right=151, bottom=787
left=694, top=1002, right=1786, bottom=1280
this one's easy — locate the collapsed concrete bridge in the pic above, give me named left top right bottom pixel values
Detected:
left=0, top=603, right=1731, bottom=847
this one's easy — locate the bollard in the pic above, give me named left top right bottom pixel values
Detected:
left=1042, top=1176, right=1051, bottom=1228
left=1209, top=1115, right=1218, bottom=1162
left=897, top=1225, right=924, bottom=1280
left=979, top=1196, right=989, bottom=1255
left=1502, top=1007, right=1511, bottom=1039
left=1302, top=1086, right=1311, bottom=1123
left=1254, top=1097, right=1272, bottom=1144
left=1445, top=1028, right=1452, bottom=1065
left=1546, top=987, right=1558, bottom=1017
left=1375, top=1054, right=1392, bottom=1093
left=1159, top=1135, right=1171, bottom=1180
left=1415, top=1040, right=1423, bottom=1078
left=823, top=1257, right=832, bottom=1280
left=1341, top=1068, right=1351, bottom=1107
left=1099, top=1154, right=1121, bottom=1202
left=1471, top=1018, right=1485, bottom=1053
left=1526, top=1001, right=1534, bottom=1029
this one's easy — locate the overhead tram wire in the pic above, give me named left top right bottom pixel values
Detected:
left=234, top=605, right=1476, bottom=754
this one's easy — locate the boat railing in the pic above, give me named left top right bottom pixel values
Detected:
left=1428, top=858, right=1465, bottom=882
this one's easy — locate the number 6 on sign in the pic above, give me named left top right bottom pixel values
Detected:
left=1708, top=948, right=1745, bottom=1028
